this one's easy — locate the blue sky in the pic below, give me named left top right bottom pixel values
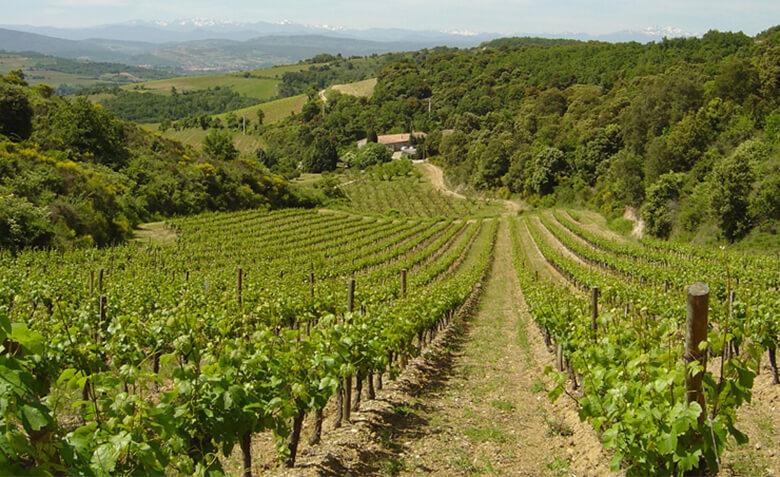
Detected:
left=2, top=0, right=778, bottom=35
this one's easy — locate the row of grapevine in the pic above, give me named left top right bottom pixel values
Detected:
left=0, top=209, right=496, bottom=475
left=541, top=211, right=779, bottom=385
left=511, top=215, right=759, bottom=476
left=339, top=175, right=492, bottom=218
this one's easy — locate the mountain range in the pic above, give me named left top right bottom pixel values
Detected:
left=0, top=20, right=699, bottom=73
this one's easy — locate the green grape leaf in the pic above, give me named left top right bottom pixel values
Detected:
left=21, top=403, right=51, bottom=432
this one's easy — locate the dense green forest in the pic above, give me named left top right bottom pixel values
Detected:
left=260, top=28, right=780, bottom=245
left=0, top=70, right=309, bottom=250
left=277, top=52, right=409, bottom=97
left=81, top=86, right=262, bottom=123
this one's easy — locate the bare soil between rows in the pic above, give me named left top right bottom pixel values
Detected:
left=258, top=219, right=612, bottom=476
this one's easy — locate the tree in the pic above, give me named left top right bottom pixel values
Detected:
left=50, top=97, right=127, bottom=166
left=529, top=147, right=565, bottom=195
left=350, top=142, right=391, bottom=169
left=710, top=148, right=755, bottom=241
left=641, top=172, right=686, bottom=239
left=203, top=129, right=238, bottom=162
left=575, top=124, right=622, bottom=185
left=476, top=138, right=510, bottom=188
left=302, top=136, right=337, bottom=173
left=713, top=58, right=760, bottom=104
left=0, top=83, right=34, bottom=140
left=256, top=148, right=279, bottom=169
left=606, top=150, right=644, bottom=206
left=0, top=195, right=53, bottom=250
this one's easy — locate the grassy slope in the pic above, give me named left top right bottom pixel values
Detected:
left=139, top=94, right=307, bottom=153
left=329, top=77, right=377, bottom=97
left=213, top=94, right=307, bottom=124
left=122, top=63, right=309, bottom=99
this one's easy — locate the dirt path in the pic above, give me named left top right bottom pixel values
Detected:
left=418, top=162, right=468, bottom=200
left=132, top=221, right=177, bottom=245
left=393, top=219, right=610, bottom=476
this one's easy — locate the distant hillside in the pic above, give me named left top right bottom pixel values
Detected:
left=0, top=51, right=175, bottom=93
left=0, top=28, right=117, bottom=61
left=0, top=27, right=474, bottom=72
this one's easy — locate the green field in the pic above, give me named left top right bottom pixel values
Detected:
left=155, top=128, right=263, bottom=154
left=213, top=94, right=307, bottom=124
left=124, top=63, right=309, bottom=99
left=329, top=77, right=377, bottom=97
left=138, top=93, right=306, bottom=153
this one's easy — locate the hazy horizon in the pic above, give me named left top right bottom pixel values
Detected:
left=2, top=0, right=778, bottom=37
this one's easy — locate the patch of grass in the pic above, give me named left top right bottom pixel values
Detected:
left=132, top=221, right=177, bottom=246
left=464, top=425, right=508, bottom=443
left=724, top=448, right=771, bottom=477
left=530, top=379, right=547, bottom=394
left=377, top=429, right=403, bottom=452
left=545, top=456, right=572, bottom=477
left=490, top=400, right=515, bottom=412
left=516, top=312, right=532, bottom=365
left=392, top=404, right=414, bottom=417
left=379, top=458, right=405, bottom=476
left=451, top=449, right=483, bottom=475
left=157, top=128, right=264, bottom=154
left=607, top=217, right=634, bottom=235
left=125, top=73, right=280, bottom=100
left=215, top=94, right=307, bottom=125
left=329, top=77, right=377, bottom=97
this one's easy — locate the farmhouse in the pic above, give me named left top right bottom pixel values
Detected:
left=357, top=132, right=427, bottom=152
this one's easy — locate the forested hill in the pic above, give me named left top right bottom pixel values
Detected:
left=0, top=71, right=308, bottom=250
left=261, top=28, right=780, bottom=245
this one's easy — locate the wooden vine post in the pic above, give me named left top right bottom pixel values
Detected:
left=347, top=279, right=355, bottom=316
left=237, top=267, right=243, bottom=309
left=344, top=279, right=355, bottom=422
left=685, top=282, right=709, bottom=426
left=591, top=286, right=599, bottom=342
left=98, top=295, right=107, bottom=336
left=401, top=269, right=407, bottom=298
left=309, top=272, right=315, bottom=298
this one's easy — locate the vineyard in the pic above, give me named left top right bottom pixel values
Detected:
left=0, top=208, right=496, bottom=475
left=337, top=168, right=503, bottom=219
left=510, top=210, right=779, bottom=476
left=0, top=197, right=778, bottom=475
